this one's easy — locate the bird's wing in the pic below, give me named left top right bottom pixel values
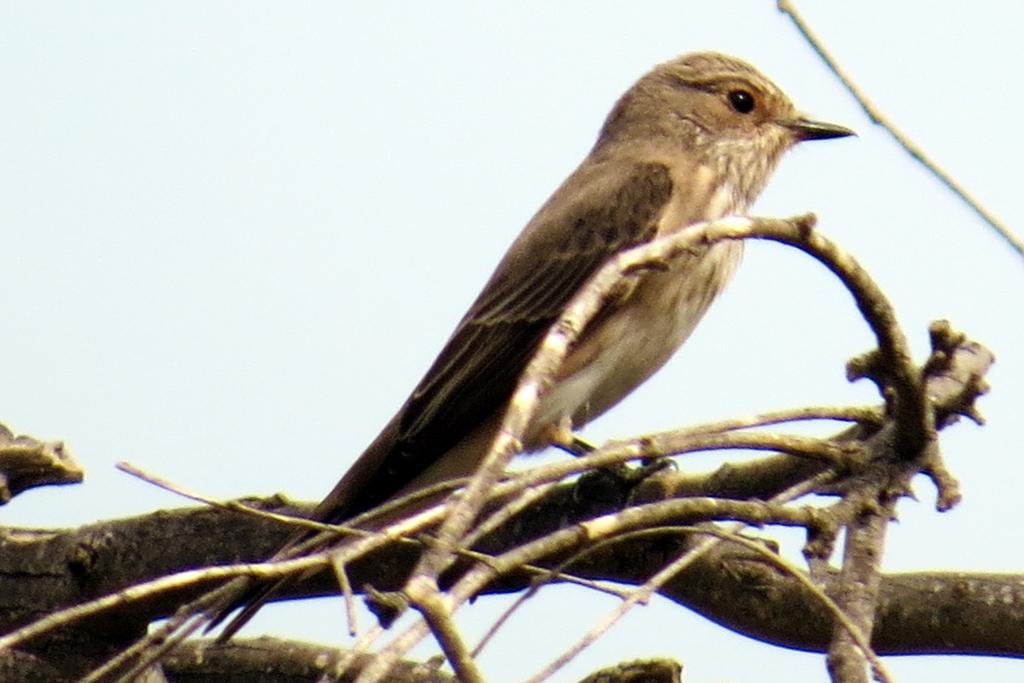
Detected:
left=385, top=159, right=675, bottom=497
left=318, top=159, right=678, bottom=523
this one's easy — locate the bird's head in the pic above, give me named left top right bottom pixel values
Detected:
left=598, top=51, right=854, bottom=203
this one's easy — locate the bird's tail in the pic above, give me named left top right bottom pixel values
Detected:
left=204, top=415, right=405, bottom=639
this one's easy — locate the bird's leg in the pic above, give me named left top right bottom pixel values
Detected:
left=545, top=417, right=674, bottom=508
left=556, top=436, right=596, bottom=457
left=546, top=416, right=592, bottom=457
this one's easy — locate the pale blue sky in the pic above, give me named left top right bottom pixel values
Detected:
left=1, top=3, right=1021, bottom=681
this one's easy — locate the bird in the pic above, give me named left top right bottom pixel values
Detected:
left=211, top=51, right=853, bottom=638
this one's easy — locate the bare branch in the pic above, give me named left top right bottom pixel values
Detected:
left=826, top=492, right=897, bottom=683
left=160, top=637, right=453, bottom=683
left=0, top=423, right=81, bottom=504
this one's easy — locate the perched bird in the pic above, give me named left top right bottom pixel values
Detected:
left=213, top=51, right=853, bottom=637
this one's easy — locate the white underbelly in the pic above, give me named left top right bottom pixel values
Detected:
left=530, top=238, right=743, bottom=439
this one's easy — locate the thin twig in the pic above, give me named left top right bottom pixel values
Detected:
left=472, top=494, right=816, bottom=659
left=472, top=569, right=629, bottom=659
left=117, top=461, right=341, bottom=536
left=354, top=474, right=820, bottom=683
left=575, top=526, right=893, bottom=683
left=394, top=474, right=831, bottom=683
left=524, top=474, right=833, bottom=682
left=487, top=429, right=851, bottom=509
left=0, top=558, right=327, bottom=652
left=460, top=480, right=561, bottom=549
left=405, top=583, right=483, bottom=683
left=743, top=216, right=933, bottom=459
left=329, top=552, right=359, bottom=636
left=82, top=610, right=210, bottom=683
left=778, top=0, right=1023, bottom=258
left=331, top=623, right=387, bottom=681
left=646, top=404, right=883, bottom=438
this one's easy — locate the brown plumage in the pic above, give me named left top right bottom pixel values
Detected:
left=210, top=51, right=853, bottom=639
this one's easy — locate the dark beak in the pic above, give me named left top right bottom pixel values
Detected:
left=784, top=117, right=856, bottom=142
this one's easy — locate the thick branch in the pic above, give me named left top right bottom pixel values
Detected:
left=162, top=638, right=453, bottom=683
left=3, top=482, right=1021, bottom=662
left=0, top=423, right=82, bottom=504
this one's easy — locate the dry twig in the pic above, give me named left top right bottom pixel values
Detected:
left=778, top=0, right=1023, bottom=258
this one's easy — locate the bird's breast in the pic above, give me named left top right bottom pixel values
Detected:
left=528, top=174, right=745, bottom=446
left=527, top=237, right=743, bottom=445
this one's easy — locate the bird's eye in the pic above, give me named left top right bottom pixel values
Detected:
left=727, top=89, right=755, bottom=114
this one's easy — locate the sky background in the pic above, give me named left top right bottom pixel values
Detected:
left=1, top=2, right=1021, bottom=681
